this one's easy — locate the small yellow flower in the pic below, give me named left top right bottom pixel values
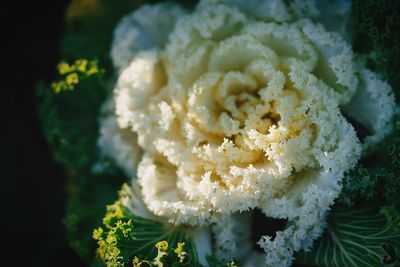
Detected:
left=51, top=81, right=63, bottom=93
left=174, top=242, right=187, bottom=263
left=66, top=73, right=79, bottom=86
left=132, top=256, right=141, bottom=267
left=92, top=227, right=104, bottom=240
left=58, top=61, right=74, bottom=75
left=154, top=241, right=168, bottom=267
left=103, top=203, right=125, bottom=226
left=75, top=59, right=88, bottom=72
left=87, top=64, right=99, bottom=75
left=155, top=241, right=168, bottom=251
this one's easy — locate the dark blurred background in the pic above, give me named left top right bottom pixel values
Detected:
left=3, top=0, right=87, bottom=266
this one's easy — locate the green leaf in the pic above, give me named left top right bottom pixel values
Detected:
left=116, top=215, right=197, bottom=265
left=206, top=255, right=240, bottom=267
left=37, top=62, right=109, bottom=173
left=353, top=0, right=400, bottom=98
left=65, top=172, right=124, bottom=266
left=340, top=119, right=400, bottom=213
left=296, top=204, right=400, bottom=267
left=94, top=184, right=200, bottom=267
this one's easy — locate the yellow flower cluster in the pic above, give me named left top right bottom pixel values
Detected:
left=51, top=59, right=101, bottom=93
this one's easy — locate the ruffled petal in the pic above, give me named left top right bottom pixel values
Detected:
left=342, top=67, right=396, bottom=153
left=298, top=19, right=358, bottom=104
left=111, top=2, right=186, bottom=71
left=97, top=98, right=141, bottom=176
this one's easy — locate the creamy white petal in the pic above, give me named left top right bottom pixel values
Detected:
left=298, top=19, right=358, bottom=104
left=111, top=2, right=186, bottom=71
left=97, top=98, right=141, bottom=176
left=342, top=67, right=396, bottom=153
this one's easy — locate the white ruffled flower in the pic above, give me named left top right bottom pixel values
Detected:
left=98, top=0, right=396, bottom=266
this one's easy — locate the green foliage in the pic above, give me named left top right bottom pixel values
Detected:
left=65, top=173, right=124, bottom=266
left=296, top=204, right=400, bottom=267
left=93, top=184, right=200, bottom=267
left=353, top=0, right=400, bottom=97
left=340, top=167, right=378, bottom=201
left=39, top=1, right=139, bottom=261
left=388, top=135, right=400, bottom=169
left=206, top=256, right=240, bottom=267
left=38, top=58, right=126, bottom=265
left=37, top=59, right=109, bottom=173
left=340, top=123, right=400, bottom=212
left=340, top=165, right=400, bottom=210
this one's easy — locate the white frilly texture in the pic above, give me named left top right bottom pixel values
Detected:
left=98, top=0, right=396, bottom=266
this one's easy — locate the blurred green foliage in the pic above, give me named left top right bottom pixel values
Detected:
left=354, top=0, right=400, bottom=99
